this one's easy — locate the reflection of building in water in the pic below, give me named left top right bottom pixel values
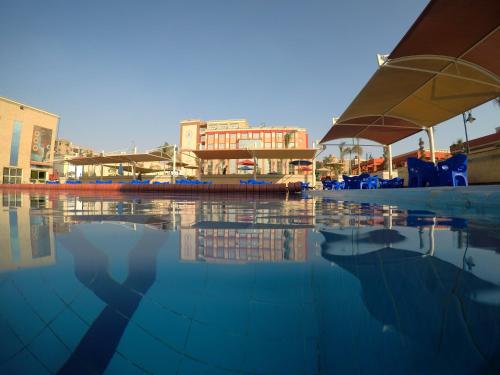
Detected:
left=181, top=227, right=307, bottom=262
left=0, top=192, right=55, bottom=272
left=180, top=199, right=312, bottom=262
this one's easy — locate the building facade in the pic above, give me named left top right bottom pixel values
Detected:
left=0, top=97, right=59, bottom=184
left=179, top=119, right=309, bottom=175
left=393, top=148, right=451, bottom=168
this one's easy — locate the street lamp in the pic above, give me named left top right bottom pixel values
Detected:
left=461, top=111, right=475, bottom=154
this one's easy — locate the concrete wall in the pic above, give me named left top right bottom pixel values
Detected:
left=199, top=174, right=312, bottom=185
left=468, top=149, right=500, bottom=184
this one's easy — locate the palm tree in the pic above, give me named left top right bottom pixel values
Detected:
left=338, top=141, right=350, bottom=174
left=351, top=142, right=363, bottom=174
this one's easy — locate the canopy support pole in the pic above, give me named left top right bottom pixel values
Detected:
left=387, top=145, right=393, bottom=178
left=426, top=127, right=436, bottom=164
left=173, top=145, right=177, bottom=175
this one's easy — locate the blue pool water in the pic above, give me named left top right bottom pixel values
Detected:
left=0, top=191, right=499, bottom=375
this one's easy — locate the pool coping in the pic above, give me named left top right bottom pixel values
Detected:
left=309, top=185, right=500, bottom=216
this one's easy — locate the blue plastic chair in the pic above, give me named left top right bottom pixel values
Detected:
left=342, top=175, right=352, bottom=189
left=407, top=158, right=438, bottom=187
left=361, top=175, right=379, bottom=189
left=65, top=180, right=81, bottom=184
left=300, top=182, right=309, bottom=190
left=46, top=181, right=60, bottom=184
left=437, top=154, right=468, bottom=187
left=322, top=180, right=333, bottom=190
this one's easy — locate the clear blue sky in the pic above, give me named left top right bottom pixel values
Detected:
left=1, top=0, right=498, bottom=157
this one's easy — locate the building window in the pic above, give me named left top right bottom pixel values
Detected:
left=2, top=192, right=22, bottom=207
left=229, top=134, right=237, bottom=143
left=276, top=142, right=283, bottom=149
left=3, top=168, right=22, bottom=184
left=30, top=170, right=47, bottom=183
left=264, top=142, right=272, bottom=149
left=240, top=133, right=248, bottom=139
left=218, top=143, right=225, bottom=149
left=252, top=132, right=260, bottom=140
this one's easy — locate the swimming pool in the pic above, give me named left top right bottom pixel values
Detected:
left=1, top=191, right=499, bottom=374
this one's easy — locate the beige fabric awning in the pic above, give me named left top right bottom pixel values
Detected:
left=69, top=153, right=173, bottom=166
left=193, top=148, right=317, bottom=160
left=321, top=0, right=500, bottom=145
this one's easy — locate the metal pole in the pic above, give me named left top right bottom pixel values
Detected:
left=462, top=113, right=470, bottom=154
left=426, top=127, right=436, bottom=164
left=387, top=144, right=393, bottom=178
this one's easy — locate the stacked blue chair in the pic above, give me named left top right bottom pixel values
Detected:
left=130, top=179, right=150, bottom=184
left=342, top=175, right=353, bottom=189
left=343, top=173, right=370, bottom=189
left=361, top=175, right=379, bottom=189
left=46, top=181, right=60, bottom=184
left=322, top=180, right=333, bottom=190
left=176, top=179, right=212, bottom=184
left=95, top=180, right=113, bottom=184
left=407, top=158, right=439, bottom=187
left=334, top=181, right=345, bottom=190
left=380, top=177, right=404, bottom=188
left=65, top=180, right=82, bottom=184
left=244, top=179, right=271, bottom=185
left=153, top=181, right=170, bottom=185
left=437, top=154, right=468, bottom=187
left=300, top=182, right=310, bottom=190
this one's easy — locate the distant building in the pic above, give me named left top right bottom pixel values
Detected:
left=0, top=97, right=59, bottom=184
left=393, top=148, right=451, bottom=168
left=53, top=139, right=96, bottom=180
left=450, top=127, right=500, bottom=154
left=353, top=157, right=385, bottom=174
left=54, top=138, right=95, bottom=158
left=179, top=119, right=309, bottom=175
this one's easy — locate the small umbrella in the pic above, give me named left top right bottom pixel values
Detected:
left=238, top=159, right=255, bottom=166
left=290, top=160, right=312, bottom=166
left=316, top=167, right=330, bottom=172
left=238, top=165, right=254, bottom=170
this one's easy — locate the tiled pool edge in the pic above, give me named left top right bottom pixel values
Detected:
left=310, top=185, right=500, bottom=215
left=0, top=182, right=303, bottom=195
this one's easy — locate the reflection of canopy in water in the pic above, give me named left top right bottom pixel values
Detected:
left=320, top=228, right=406, bottom=245
left=322, top=247, right=500, bottom=373
left=193, top=221, right=314, bottom=230
left=69, top=214, right=173, bottom=229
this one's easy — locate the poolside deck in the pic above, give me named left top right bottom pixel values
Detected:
left=310, top=185, right=500, bottom=215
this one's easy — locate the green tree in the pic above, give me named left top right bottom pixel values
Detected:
left=381, top=146, right=389, bottom=170
left=351, top=143, right=363, bottom=174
